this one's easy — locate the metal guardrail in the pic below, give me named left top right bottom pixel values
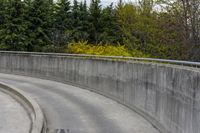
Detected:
left=0, top=51, right=200, bottom=68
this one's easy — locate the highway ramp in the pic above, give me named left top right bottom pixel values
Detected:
left=0, top=73, right=159, bottom=133
left=0, top=88, right=31, bottom=133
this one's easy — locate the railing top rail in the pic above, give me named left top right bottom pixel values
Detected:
left=0, top=51, right=200, bottom=67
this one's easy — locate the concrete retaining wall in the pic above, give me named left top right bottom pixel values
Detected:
left=0, top=51, right=199, bottom=133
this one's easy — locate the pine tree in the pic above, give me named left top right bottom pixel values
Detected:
left=0, top=0, right=5, bottom=25
left=53, top=0, right=72, bottom=46
left=100, top=3, right=120, bottom=44
left=89, top=0, right=102, bottom=43
left=0, top=0, right=6, bottom=49
left=0, top=0, right=28, bottom=50
left=78, top=0, right=90, bottom=41
left=26, top=0, right=52, bottom=51
left=71, top=0, right=80, bottom=41
left=72, top=0, right=79, bottom=27
left=71, top=0, right=90, bottom=41
left=0, top=0, right=6, bottom=32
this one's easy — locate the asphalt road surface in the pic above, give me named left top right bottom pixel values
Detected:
left=0, top=73, right=159, bottom=133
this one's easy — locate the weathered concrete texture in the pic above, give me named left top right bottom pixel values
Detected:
left=0, top=52, right=199, bottom=133
left=0, top=89, right=31, bottom=133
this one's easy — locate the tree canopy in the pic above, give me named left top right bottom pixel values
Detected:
left=0, top=0, right=200, bottom=61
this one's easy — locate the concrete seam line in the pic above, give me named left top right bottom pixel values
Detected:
left=0, top=82, right=46, bottom=133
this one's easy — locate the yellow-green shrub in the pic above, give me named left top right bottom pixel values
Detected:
left=66, top=41, right=149, bottom=57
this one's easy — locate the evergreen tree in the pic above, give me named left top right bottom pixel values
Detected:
left=100, top=3, right=120, bottom=44
left=0, top=0, right=6, bottom=49
left=89, top=0, right=102, bottom=43
left=0, top=0, right=28, bottom=50
left=72, top=0, right=79, bottom=27
left=53, top=0, right=72, bottom=46
left=0, top=0, right=199, bottom=60
left=77, top=0, right=90, bottom=41
left=26, top=0, right=52, bottom=51
left=71, top=0, right=90, bottom=41
left=0, top=0, right=5, bottom=25
left=71, top=0, right=80, bottom=41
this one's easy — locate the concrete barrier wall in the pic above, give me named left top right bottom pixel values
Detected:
left=0, top=52, right=199, bottom=133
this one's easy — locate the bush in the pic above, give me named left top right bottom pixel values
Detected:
left=66, top=41, right=149, bottom=57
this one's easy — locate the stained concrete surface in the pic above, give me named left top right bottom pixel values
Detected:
left=0, top=73, right=159, bottom=133
left=1, top=52, right=199, bottom=133
left=0, top=88, right=31, bottom=133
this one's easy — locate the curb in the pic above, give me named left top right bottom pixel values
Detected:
left=0, top=82, right=46, bottom=133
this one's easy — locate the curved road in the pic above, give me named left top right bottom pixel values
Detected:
left=0, top=73, right=159, bottom=133
left=0, top=90, right=30, bottom=133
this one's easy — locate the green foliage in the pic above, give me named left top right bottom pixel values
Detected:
left=88, top=0, right=102, bottom=43
left=52, top=0, right=72, bottom=46
left=0, top=0, right=199, bottom=60
left=99, top=4, right=120, bottom=44
left=27, top=0, right=53, bottom=51
left=76, top=0, right=90, bottom=41
left=71, top=0, right=90, bottom=41
left=0, top=0, right=28, bottom=50
left=115, top=2, right=185, bottom=59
